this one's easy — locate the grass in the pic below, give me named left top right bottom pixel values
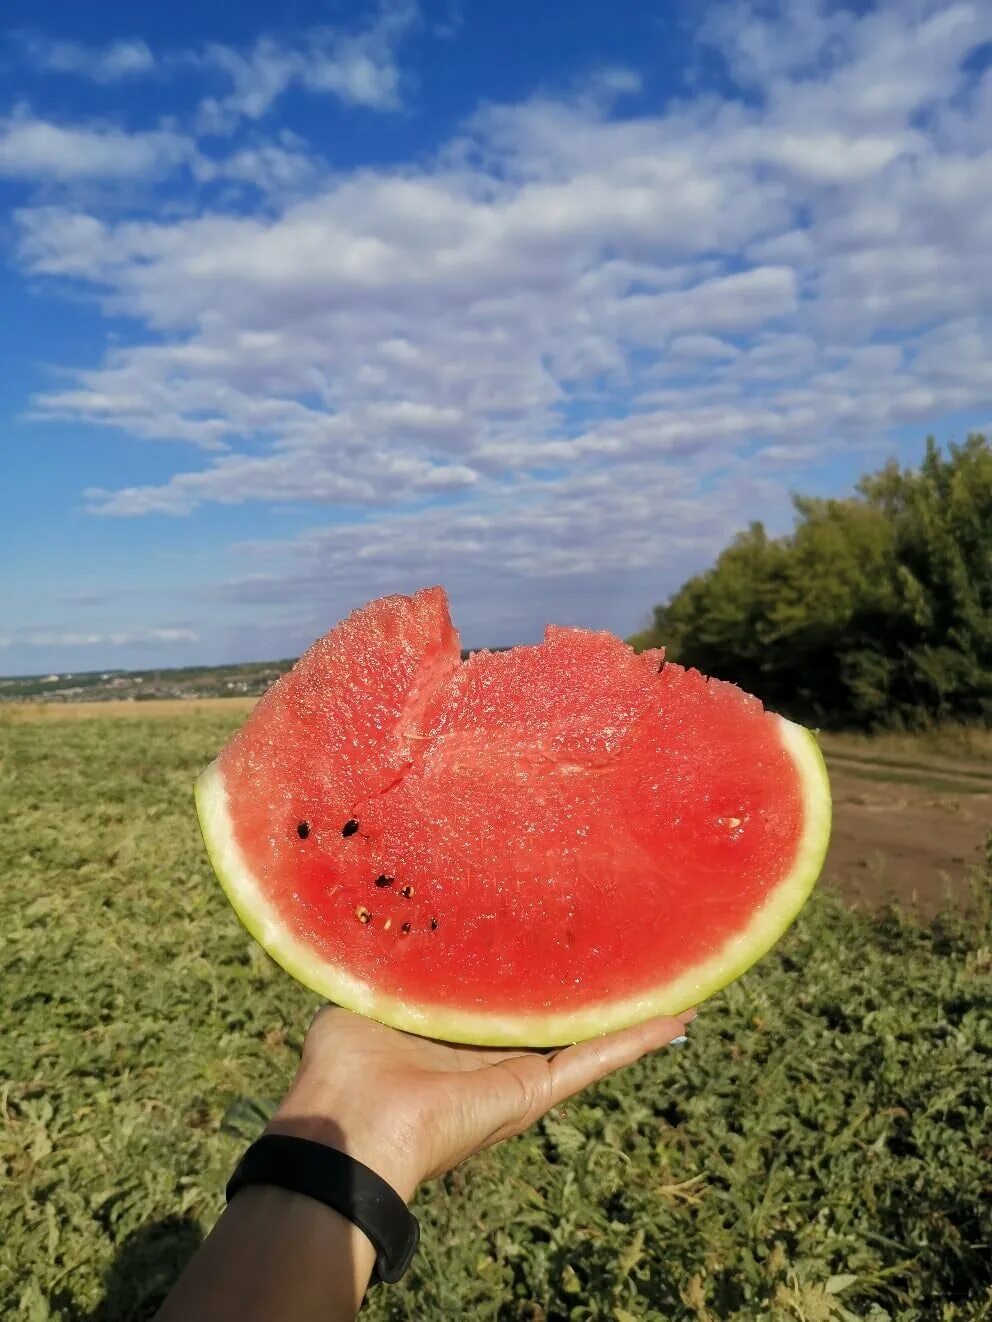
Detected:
left=820, top=748, right=992, bottom=784
left=820, top=727, right=992, bottom=768
left=0, top=698, right=257, bottom=723
left=1, top=714, right=990, bottom=1321
left=824, top=766, right=992, bottom=796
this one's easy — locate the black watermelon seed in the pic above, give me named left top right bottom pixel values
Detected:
left=375, top=874, right=394, bottom=888
left=297, top=821, right=311, bottom=839
left=400, top=922, right=411, bottom=935
left=342, top=819, right=359, bottom=837
left=400, top=884, right=414, bottom=898
left=430, top=917, right=438, bottom=931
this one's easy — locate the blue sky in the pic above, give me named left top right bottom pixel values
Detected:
left=2, top=0, right=992, bottom=674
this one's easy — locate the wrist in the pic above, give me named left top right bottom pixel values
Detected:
left=264, top=1100, right=423, bottom=1204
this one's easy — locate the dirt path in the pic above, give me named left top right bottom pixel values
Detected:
left=819, top=741, right=992, bottom=788
left=822, top=767, right=989, bottom=912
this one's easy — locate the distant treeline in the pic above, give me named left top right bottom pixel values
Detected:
left=632, top=435, right=992, bottom=731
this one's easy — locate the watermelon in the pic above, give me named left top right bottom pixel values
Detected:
left=195, top=587, right=830, bottom=1047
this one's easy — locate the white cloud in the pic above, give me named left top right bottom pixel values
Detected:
left=699, top=0, right=851, bottom=88
left=701, top=0, right=988, bottom=116
left=0, top=627, right=196, bottom=648
left=0, top=113, right=319, bottom=195
left=192, top=1, right=418, bottom=132
left=613, top=267, right=798, bottom=345
left=200, top=141, right=316, bottom=192
left=577, top=65, right=644, bottom=111
left=668, top=335, right=742, bottom=361
left=13, top=6, right=415, bottom=125
left=9, top=0, right=992, bottom=644
left=22, top=35, right=155, bottom=82
left=83, top=449, right=479, bottom=516
left=0, top=107, right=194, bottom=182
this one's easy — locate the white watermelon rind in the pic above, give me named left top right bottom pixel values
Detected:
left=194, top=715, right=831, bottom=1047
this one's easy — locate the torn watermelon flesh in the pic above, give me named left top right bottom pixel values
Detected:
left=217, top=588, right=805, bottom=1015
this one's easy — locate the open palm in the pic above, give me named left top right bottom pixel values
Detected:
left=267, top=1005, right=695, bottom=1197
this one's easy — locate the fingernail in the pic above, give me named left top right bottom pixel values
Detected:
left=670, top=1035, right=689, bottom=1046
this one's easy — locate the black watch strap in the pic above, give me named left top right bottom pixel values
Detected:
left=226, top=1133, right=420, bottom=1284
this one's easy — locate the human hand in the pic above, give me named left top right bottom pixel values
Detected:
left=265, top=1006, right=696, bottom=1202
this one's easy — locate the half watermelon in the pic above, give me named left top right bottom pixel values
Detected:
left=195, top=587, right=830, bottom=1046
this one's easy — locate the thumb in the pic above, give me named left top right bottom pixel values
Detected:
left=471, top=1012, right=693, bottom=1147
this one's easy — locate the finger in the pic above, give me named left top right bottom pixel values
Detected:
left=546, top=1014, right=690, bottom=1106
left=476, top=1013, right=692, bottom=1144
left=306, top=1002, right=331, bottom=1031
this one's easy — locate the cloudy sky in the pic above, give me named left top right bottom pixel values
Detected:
left=2, top=0, right=991, bottom=674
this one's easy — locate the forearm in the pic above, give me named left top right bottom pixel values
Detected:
left=155, top=1184, right=378, bottom=1322
left=155, top=1102, right=423, bottom=1322
left=153, top=1004, right=692, bottom=1321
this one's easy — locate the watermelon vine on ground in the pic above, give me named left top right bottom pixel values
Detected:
left=1, top=712, right=989, bottom=1320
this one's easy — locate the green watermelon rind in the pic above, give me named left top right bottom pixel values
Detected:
left=194, top=715, right=831, bottom=1047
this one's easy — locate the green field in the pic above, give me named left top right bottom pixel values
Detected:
left=2, top=713, right=990, bottom=1320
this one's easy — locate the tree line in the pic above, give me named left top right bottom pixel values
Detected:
left=632, top=435, right=992, bottom=730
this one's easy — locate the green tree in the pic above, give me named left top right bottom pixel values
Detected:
left=635, top=435, right=992, bottom=730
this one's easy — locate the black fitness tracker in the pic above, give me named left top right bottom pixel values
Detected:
left=226, top=1133, right=420, bottom=1284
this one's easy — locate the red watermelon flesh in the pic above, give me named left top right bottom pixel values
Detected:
left=195, top=587, right=831, bottom=1046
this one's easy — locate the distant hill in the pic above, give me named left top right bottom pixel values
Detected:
left=0, top=648, right=511, bottom=704
left=0, top=659, right=298, bottom=704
